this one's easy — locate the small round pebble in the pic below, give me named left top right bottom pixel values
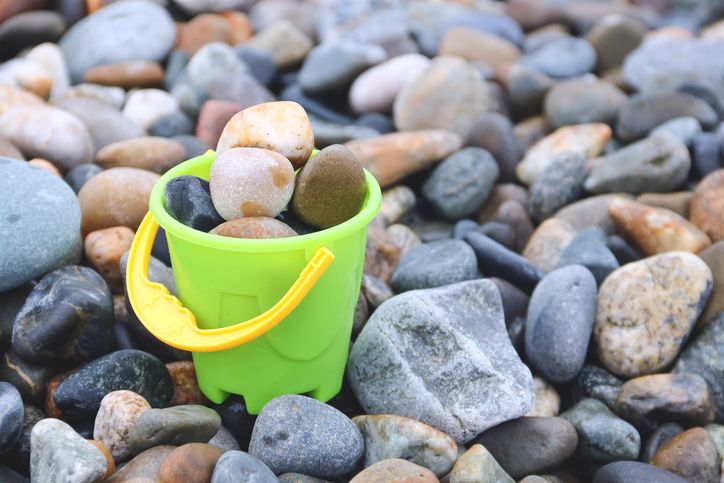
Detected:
left=209, top=147, right=295, bottom=221
left=210, top=217, right=297, bottom=239
left=291, top=144, right=366, bottom=229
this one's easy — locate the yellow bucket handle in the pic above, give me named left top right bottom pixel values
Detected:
left=126, top=212, right=335, bottom=352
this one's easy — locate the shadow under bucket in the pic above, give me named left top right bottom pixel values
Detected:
left=127, top=150, right=381, bottom=414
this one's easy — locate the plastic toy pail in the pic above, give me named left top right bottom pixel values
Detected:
left=126, top=150, right=381, bottom=413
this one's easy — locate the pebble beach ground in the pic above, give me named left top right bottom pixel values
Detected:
left=1, top=0, right=724, bottom=482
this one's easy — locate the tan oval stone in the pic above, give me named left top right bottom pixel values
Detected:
left=216, top=101, right=313, bottom=168
left=221, top=11, right=253, bottom=45
left=393, top=56, right=494, bottom=139
left=78, top=167, right=160, bottom=235
left=515, top=123, right=611, bottom=185
left=210, top=217, right=297, bottom=239
left=609, top=199, right=711, bottom=255
left=0, top=58, right=52, bottom=99
left=95, top=137, right=186, bottom=174
left=523, top=218, right=577, bottom=273
left=247, top=20, right=313, bottom=69
left=526, top=376, right=561, bottom=417
left=386, top=224, right=422, bottom=258
left=377, top=186, right=416, bottom=227
left=84, top=61, right=164, bottom=89
left=177, top=14, right=230, bottom=55
left=27, top=158, right=61, bottom=177
left=353, top=414, right=458, bottom=477
left=651, top=427, right=721, bottom=483
left=157, top=443, right=222, bottom=483
left=690, top=169, right=724, bottom=243
left=349, top=459, right=439, bottom=483
left=636, top=191, right=692, bottom=218
left=93, top=390, right=151, bottom=462
left=364, top=226, right=402, bottom=284
left=594, top=252, right=713, bottom=377
left=450, top=444, right=514, bottom=483
left=84, top=226, right=135, bottom=293
left=106, top=445, right=176, bottom=482
left=166, top=361, right=207, bottom=407
left=438, top=27, right=521, bottom=68
left=25, top=42, right=70, bottom=100
left=616, top=373, right=715, bottom=429
left=0, top=105, right=93, bottom=171
left=344, top=130, right=462, bottom=189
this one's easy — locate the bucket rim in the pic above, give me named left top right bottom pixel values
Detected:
left=149, top=150, right=382, bottom=252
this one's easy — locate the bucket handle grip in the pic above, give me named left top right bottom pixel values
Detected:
left=126, top=212, right=335, bottom=352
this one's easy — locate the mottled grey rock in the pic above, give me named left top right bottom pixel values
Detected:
left=211, top=450, right=279, bottom=483
left=673, top=314, right=724, bottom=422
left=617, top=92, right=718, bottom=142
left=584, top=133, right=691, bottom=194
left=348, top=280, right=534, bottom=444
left=59, top=1, right=176, bottom=82
left=556, top=227, right=619, bottom=285
left=623, top=39, right=724, bottom=94
left=0, top=158, right=81, bottom=291
left=562, top=398, right=640, bottom=462
left=574, top=365, right=624, bottom=409
left=249, top=395, right=363, bottom=479
left=525, top=265, right=597, bottom=383
left=474, top=417, right=578, bottom=479
left=391, top=239, right=479, bottom=293
left=0, top=382, right=23, bottom=454
left=30, top=418, right=108, bottom=483
left=520, top=37, right=596, bottom=78
left=127, top=405, right=221, bottom=455
left=544, top=76, right=627, bottom=128
left=12, top=266, right=113, bottom=364
left=527, top=151, right=587, bottom=222
left=650, top=116, right=702, bottom=146
left=593, top=461, right=689, bottom=483
left=299, top=41, right=386, bottom=93
left=422, top=147, right=499, bottom=220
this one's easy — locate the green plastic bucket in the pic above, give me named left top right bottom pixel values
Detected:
left=127, top=150, right=381, bottom=413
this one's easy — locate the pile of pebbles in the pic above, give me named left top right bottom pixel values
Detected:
left=1, top=0, right=724, bottom=482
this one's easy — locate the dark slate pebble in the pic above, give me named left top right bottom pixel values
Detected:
left=11, top=266, right=113, bottom=364
left=173, top=135, right=210, bottom=160
left=573, top=365, right=623, bottom=409
left=164, top=175, right=225, bottom=232
left=673, top=314, right=724, bottom=422
left=0, top=350, right=55, bottom=404
left=593, top=461, right=689, bottom=483
left=280, top=84, right=353, bottom=125
left=8, top=405, right=44, bottom=472
left=642, top=423, right=684, bottom=463
left=64, top=163, right=102, bottom=193
left=211, top=450, right=278, bottom=483
left=468, top=113, right=521, bottom=183
left=479, top=222, right=517, bottom=251
left=525, top=265, right=597, bottom=383
left=212, top=395, right=256, bottom=452
left=464, top=232, right=545, bottom=293
left=617, top=92, right=718, bottom=142
left=0, top=382, right=23, bottom=454
left=235, top=46, right=276, bottom=86
left=692, top=132, right=722, bottom=179
left=0, top=284, right=32, bottom=349
left=148, top=111, right=194, bottom=138
left=474, top=416, right=578, bottom=479
left=606, top=235, right=642, bottom=265
left=391, top=239, right=479, bottom=293
left=0, top=466, right=28, bottom=483
left=520, top=37, right=596, bottom=78
left=53, top=349, right=173, bottom=419
left=422, top=147, right=499, bottom=220
left=528, top=151, right=587, bottom=222
left=490, top=277, right=529, bottom=351
left=556, top=227, right=619, bottom=285
left=248, top=395, right=363, bottom=479
left=0, top=11, right=66, bottom=60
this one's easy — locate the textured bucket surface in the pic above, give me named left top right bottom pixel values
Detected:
left=149, top=151, right=381, bottom=412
